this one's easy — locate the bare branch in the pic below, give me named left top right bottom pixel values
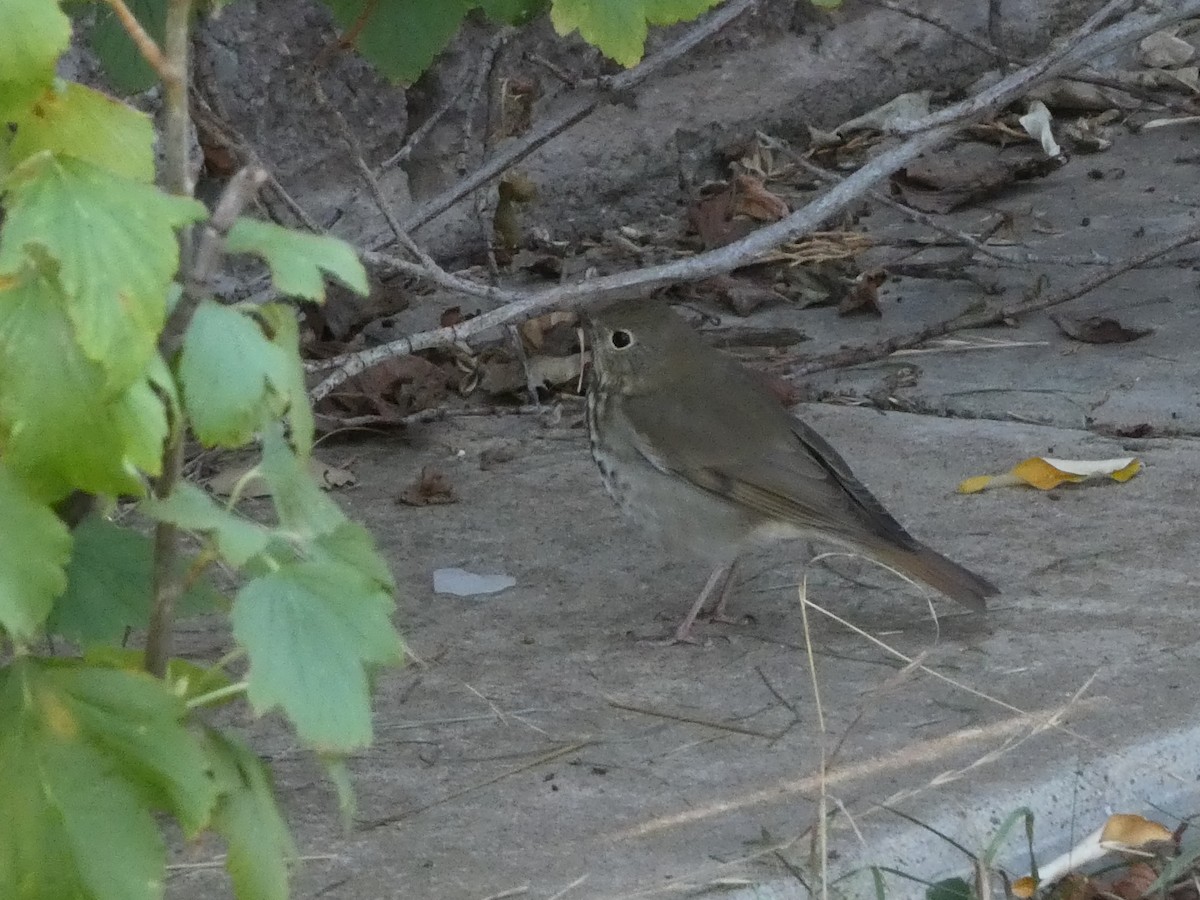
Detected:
left=755, top=132, right=1017, bottom=265
left=790, top=220, right=1200, bottom=377
left=310, top=0, right=1200, bottom=403
left=161, top=166, right=270, bottom=356
left=146, top=0, right=197, bottom=679
left=860, top=0, right=1012, bottom=62
left=395, top=0, right=760, bottom=237
left=161, top=0, right=195, bottom=197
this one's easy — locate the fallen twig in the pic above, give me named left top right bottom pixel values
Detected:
left=396, top=0, right=760, bottom=236
left=789, top=220, right=1200, bottom=377
left=309, top=1, right=1199, bottom=402
left=605, top=695, right=783, bottom=740
left=359, top=739, right=589, bottom=830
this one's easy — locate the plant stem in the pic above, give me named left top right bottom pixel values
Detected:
left=145, top=432, right=184, bottom=676
left=161, top=0, right=194, bottom=198
left=145, top=0, right=194, bottom=678
left=186, top=681, right=249, bottom=710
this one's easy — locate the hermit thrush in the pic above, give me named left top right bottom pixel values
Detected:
left=585, top=298, right=997, bottom=643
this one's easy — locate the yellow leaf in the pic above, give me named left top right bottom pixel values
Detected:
left=1099, top=812, right=1173, bottom=849
left=1011, top=457, right=1086, bottom=490
left=958, top=457, right=1142, bottom=493
left=957, top=475, right=994, bottom=494
left=1011, top=875, right=1037, bottom=898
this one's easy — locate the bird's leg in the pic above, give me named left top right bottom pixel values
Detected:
left=703, top=558, right=741, bottom=625
left=673, top=561, right=735, bottom=644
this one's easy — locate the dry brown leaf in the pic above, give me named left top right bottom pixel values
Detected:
left=732, top=174, right=789, bottom=221
left=312, top=459, right=357, bottom=490
left=1051, top=313, right=1152, bottom=344
left=495, top=76, right=538, bottom=140
left=838, top=270, right=886, bottom=318
left=315, top=354, right=453, bottom=429
left=479, top=441, right=521, bottom=470
left=1139, top=28, right=1195, bottom=68
left=520, top=310, right=578, bottom=351
left=397, top=467, right=458, bottom=506
left=474, top=351, right=584, bottom=397
left=696, top=274, right=787, bottom=316
left=688, top=187, right=747, bottom=249
left=834, top=89, right=931, bottom=135
left=207, top=456, right=356, bottom=498
left=440, top=306, right=466, bottom=327
left=1107, top=862, right=1159, bottom=899
left=892, top=143, right=1065, bottom=213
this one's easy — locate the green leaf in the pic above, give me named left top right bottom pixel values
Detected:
left=319, top=0, right=471, bottom=83
left=0, top=0, right=71, bottom=111
left=84, top=645, right=234, bottom=706
left=8, top=82, right=156, bottom=181
left=926, top=877, right=973, bottom=900
left=0, top=659, right=220, bottom=900
left=0, top=266, right=169, bottom=499
left=204, top=729, right=296, bottom=900
left=259, top=302, right=316, bottom=456
left=90, top=0, right=167, bottom=94
left=0, top=153, right=205, bottom=390
left=0, top=463, right=71, bottom=640
left=233, top=559, right=403, bottom=750
left=550, top=0, right=645, bottom=67
left=312, top=522, right=396, bottom=594
left=226, top=217, right=368, bottom=302
left=476, top=0, right=548, bottom=24
left=550, top=0, right=721, bottom=65
left=141, top=481, right=271, bottom=568
left=259, top=423, right=346, bottom=537
left=177, top=301, right=295, bottom=448
left=48, top=517, right=220, bottom=644
left=320, top=753, right=358, bottom=828
left=809, top=0, right=842, bottom=7
left=644, top=0, right=722, bottom=25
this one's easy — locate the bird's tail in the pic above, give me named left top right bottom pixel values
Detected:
left=865, top=541, right=997, bottom=612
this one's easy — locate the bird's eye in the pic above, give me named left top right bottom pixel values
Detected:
left=610, top=329, right=634, bottom=349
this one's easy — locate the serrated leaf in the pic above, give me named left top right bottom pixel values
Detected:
left=312, top=522, right=396, bottom=594
left=0, top=463, right=71, bottom=640
left=8, top=82, right=155, bottom=181
left=83, top=646, right=233, bottom=706
left=644, top=0, right=722, bottom=25
left=550, top=0, right=646, bottom=67
left=0, top=154, right=205, bottom=390
left=0, top=267, right=168, bottom=499
left=204, top=729, right=296, bottom=900
left=233, top=560, right=403, bottom=750
left=0, top=659, right=220, bottom=900
left=477, top=0, right=548, bottom=24
left=226, top=217, right=368, bottom=302
left=90, top=0, right=167, bottom=94
left=141, top=481, right=271, bottom=568
left=177, top=301, right=294, bottom=448
left=320, top=753, right=357, bottom=827
left=0, top=0, right=71, bottom=102
left=258, top=303, right=315, bottom=456
left=320, top=0, right=471, bottom=83
left=48, top=517, right=220, bottom=644
left=550, top=0, right=720, bottom=65
left=259, top=423, right=345, bottom=537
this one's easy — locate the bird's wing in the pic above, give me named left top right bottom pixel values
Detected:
left=621, top=380, right=917, bottom=548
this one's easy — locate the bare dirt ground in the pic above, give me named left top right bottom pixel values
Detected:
left=168, top=73, right=1200, bottom=900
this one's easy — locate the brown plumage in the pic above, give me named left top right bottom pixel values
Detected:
left=585, top=298, right=996, bottom=641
